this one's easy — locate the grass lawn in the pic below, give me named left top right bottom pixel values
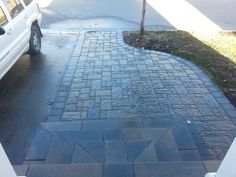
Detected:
left=123, top=31, right=236, bottom=106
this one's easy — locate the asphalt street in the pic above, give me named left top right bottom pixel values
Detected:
left=38, top=0, right=171, bottom=30
left=38, top=0, right=236, bottom=30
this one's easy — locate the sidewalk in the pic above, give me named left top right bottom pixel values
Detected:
left=20, top=31, right=236, bottom=177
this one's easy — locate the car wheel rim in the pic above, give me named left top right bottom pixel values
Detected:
left=33, top=32, right=40, bottom=51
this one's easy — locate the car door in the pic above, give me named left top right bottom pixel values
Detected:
left=0, top=0, right=28, bottom=79
left=0, top=1, right=13, bottom=79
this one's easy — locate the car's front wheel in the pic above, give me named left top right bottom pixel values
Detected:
left=28, top=25, right=41, bottom=56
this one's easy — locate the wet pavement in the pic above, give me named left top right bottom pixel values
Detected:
left=0, top=33, right=77, bottom=164
left=21, top=31, right=236, bottom=177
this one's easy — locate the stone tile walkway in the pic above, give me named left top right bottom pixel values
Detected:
left=23, top=31, right=236, bottom=177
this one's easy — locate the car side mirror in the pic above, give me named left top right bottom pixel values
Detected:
left=0, top=26, right=5, bottom=35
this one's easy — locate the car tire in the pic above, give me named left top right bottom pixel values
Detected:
left=28, top=25, right=41, bottom=56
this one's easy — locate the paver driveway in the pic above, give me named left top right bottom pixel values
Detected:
left=23, top=31, right=236, bottom=177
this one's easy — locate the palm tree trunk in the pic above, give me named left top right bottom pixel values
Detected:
left=140, top=0, right=146, bottom=36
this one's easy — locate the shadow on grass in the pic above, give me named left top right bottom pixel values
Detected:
left=123, top=31, right=236, bottom=106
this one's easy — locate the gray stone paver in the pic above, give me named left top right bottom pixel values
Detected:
left=26, top=120, right=205, bottom=164
left=45, top=31, right=236, bottom=161
left=27, top=164, right=103, bottom=177
left=11, top=32, right=233, bottom=177
left=134, top=162, right=206, bottom=177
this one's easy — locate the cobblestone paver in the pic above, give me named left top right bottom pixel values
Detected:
left=46, top=31, right=236, bottom=161
left=27, top=31, right=233, bottom=168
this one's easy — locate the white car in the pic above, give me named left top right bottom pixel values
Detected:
left=0, top=0, right=42, bottom=79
